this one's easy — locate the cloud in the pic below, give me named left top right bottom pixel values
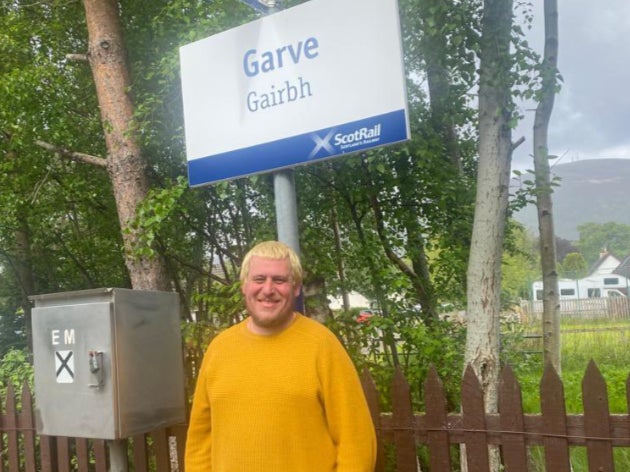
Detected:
left=511, top=0, right=630, bottom=171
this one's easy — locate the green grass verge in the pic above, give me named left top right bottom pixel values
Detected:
left=506, top=318, right=630, bottom=470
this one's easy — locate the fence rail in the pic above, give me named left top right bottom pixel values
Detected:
left=522, top=296, right=630, bottom=320
left=2, top=361, right=629, bottom=471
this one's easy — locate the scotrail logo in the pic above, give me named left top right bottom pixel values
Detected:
left=308, top=128, right=336, bottom=160
left=308, top=123, right=382, bottom=159
left=334, top=124, right=381, bottom=149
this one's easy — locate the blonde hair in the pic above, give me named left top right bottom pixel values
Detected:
left=240, top=241, right=303, bottom=286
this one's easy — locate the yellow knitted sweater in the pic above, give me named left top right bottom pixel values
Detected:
left=185, top=313, right=376, bottom=472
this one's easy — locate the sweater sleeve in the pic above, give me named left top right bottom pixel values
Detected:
left=185, top=349, right=213, bottom=472
left=319, top=336, right=377, bottom=472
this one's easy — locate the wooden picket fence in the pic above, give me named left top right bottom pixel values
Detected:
left=0, top=382, right=187, bottom=472
left=362, top=361, right=630, bottom=471
left=2, top=361, right=630, bottom=471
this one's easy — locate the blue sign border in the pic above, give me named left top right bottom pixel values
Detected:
left=187, top=109, right=408, bottom=186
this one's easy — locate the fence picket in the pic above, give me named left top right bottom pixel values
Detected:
left=151, top=428, right=172, bottom=472
left=499, top=365, right=528, bottom=471
left=5, top=384, right=20, bottom=472
left=76, top=439, right=89, bottom=470
left=424, top=365, right=452, bottom=471
left=461, top=365, right=490, bottom=472
left=94, top=440, right=107, bottom=472
left=170, top=425, right=187, bottom=472
left=583, top=360, right=615, bottom=471
left=56, top=436, right=71, bottom=472
left=391, top=367, right=419, bottom=472
left=39, top=436, right=56, bottom=472
left=0, top=384, right=6, bottom=472
left=540, top=362, right=571, bottom=471
left=132, top=434, right=150, bottom=471
left=361, top=368, right=386, bottom=472
left=19, top=382, right=37, bottom=472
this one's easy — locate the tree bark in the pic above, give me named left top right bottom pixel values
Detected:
left=421, top=0, right=462, bottom=171
left=464, top=0, right=514, bottom=469
left=14, top=216, right=35, bottom=352
left=82, top=0, right=168, bottom=290
left=534, top=0, right=561, bottom=373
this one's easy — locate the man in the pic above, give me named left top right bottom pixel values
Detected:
left=185, top=240, right=377, bottom=471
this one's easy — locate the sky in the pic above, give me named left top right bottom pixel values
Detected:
left=511, top=0, right=630, bottom=172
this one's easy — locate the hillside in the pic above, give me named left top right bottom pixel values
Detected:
left=511, top=159, right=630, bottom=241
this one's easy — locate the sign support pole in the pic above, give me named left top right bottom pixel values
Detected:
left=274, top=169, right=304, bottom=313
left=274, top=169, right=300, bottom=253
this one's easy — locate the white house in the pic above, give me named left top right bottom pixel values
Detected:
left=532, top=251, right=630, bottom=300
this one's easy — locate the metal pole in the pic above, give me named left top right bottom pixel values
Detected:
left=108, top=440, right=129, bottom=472
left=274, top=169, right=300, bottom=253
left=274, top=169, right=304, bottom=313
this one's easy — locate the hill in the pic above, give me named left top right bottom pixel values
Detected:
left=511, top=158, right=630, bottom=241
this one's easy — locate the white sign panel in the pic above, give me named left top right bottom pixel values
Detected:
left=55, top=350, right=74, bottom=383
left=180, top=0, right=409, bottom=186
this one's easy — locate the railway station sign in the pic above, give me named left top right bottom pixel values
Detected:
left=180, top=0, right=409, bottom=186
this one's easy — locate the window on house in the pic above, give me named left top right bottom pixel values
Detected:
left=560, top=288, right=575, bottom=296
left=604, top=277, right=619, bottom=285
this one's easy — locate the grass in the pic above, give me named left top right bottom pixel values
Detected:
left=505, top=318, right=630, bottom=470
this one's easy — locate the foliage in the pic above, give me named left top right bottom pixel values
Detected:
left=0, top=0, right=129, bottom=299
left=509, top=168, right=562, bottom=216
left=501, top=222, right=539, bottom=304
left=555, top=237, right=580, bottom=262
left=0, top=348, right=33, bottom=399
left=577, top=222, right=630, bottom=265
left=0, top=306, right=27, bottom=358
left=560, top=252, right=588, bottom=279
left=328, top=309, right=465, bottom=412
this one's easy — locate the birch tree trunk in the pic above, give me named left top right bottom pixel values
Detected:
left=464, top=0, right=514, bottom=469
left=534, top=0, right=561, bottom=373
left=82, top=0, right=168, bottom=291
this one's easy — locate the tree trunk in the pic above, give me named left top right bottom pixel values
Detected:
left=421, top=0, right=462, bottom=171
left=82, top=0, right=168, bottom=291
left=14, top=215, right=35, bottom=352
left=534, top=0, right=561, bottom=373
left=464, top=0, right=514, bottom=469
left=392, top=156, right=438, bottom=322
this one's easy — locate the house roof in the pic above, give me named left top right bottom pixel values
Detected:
left=613, top=255, right=630, bottom=279
left=588, top=251, right=621, bottom=276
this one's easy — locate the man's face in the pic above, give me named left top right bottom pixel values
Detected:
left=242, top=256, right=300, bottom=335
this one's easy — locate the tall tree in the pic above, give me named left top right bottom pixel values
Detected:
left=81, top=0, right=168, bottom=290
left=533, top=0, right=561, bottom=372
left=465, top=0, right=514, bottom=436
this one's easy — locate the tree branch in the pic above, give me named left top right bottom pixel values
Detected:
left=66, top=53, right=88, bottom=62
left=511, top=136, right=526, bottom=151
left=35, top=140, right=107, bottom=168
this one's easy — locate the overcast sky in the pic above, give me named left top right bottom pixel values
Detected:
left=511, top=0, right=630, bottom=172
